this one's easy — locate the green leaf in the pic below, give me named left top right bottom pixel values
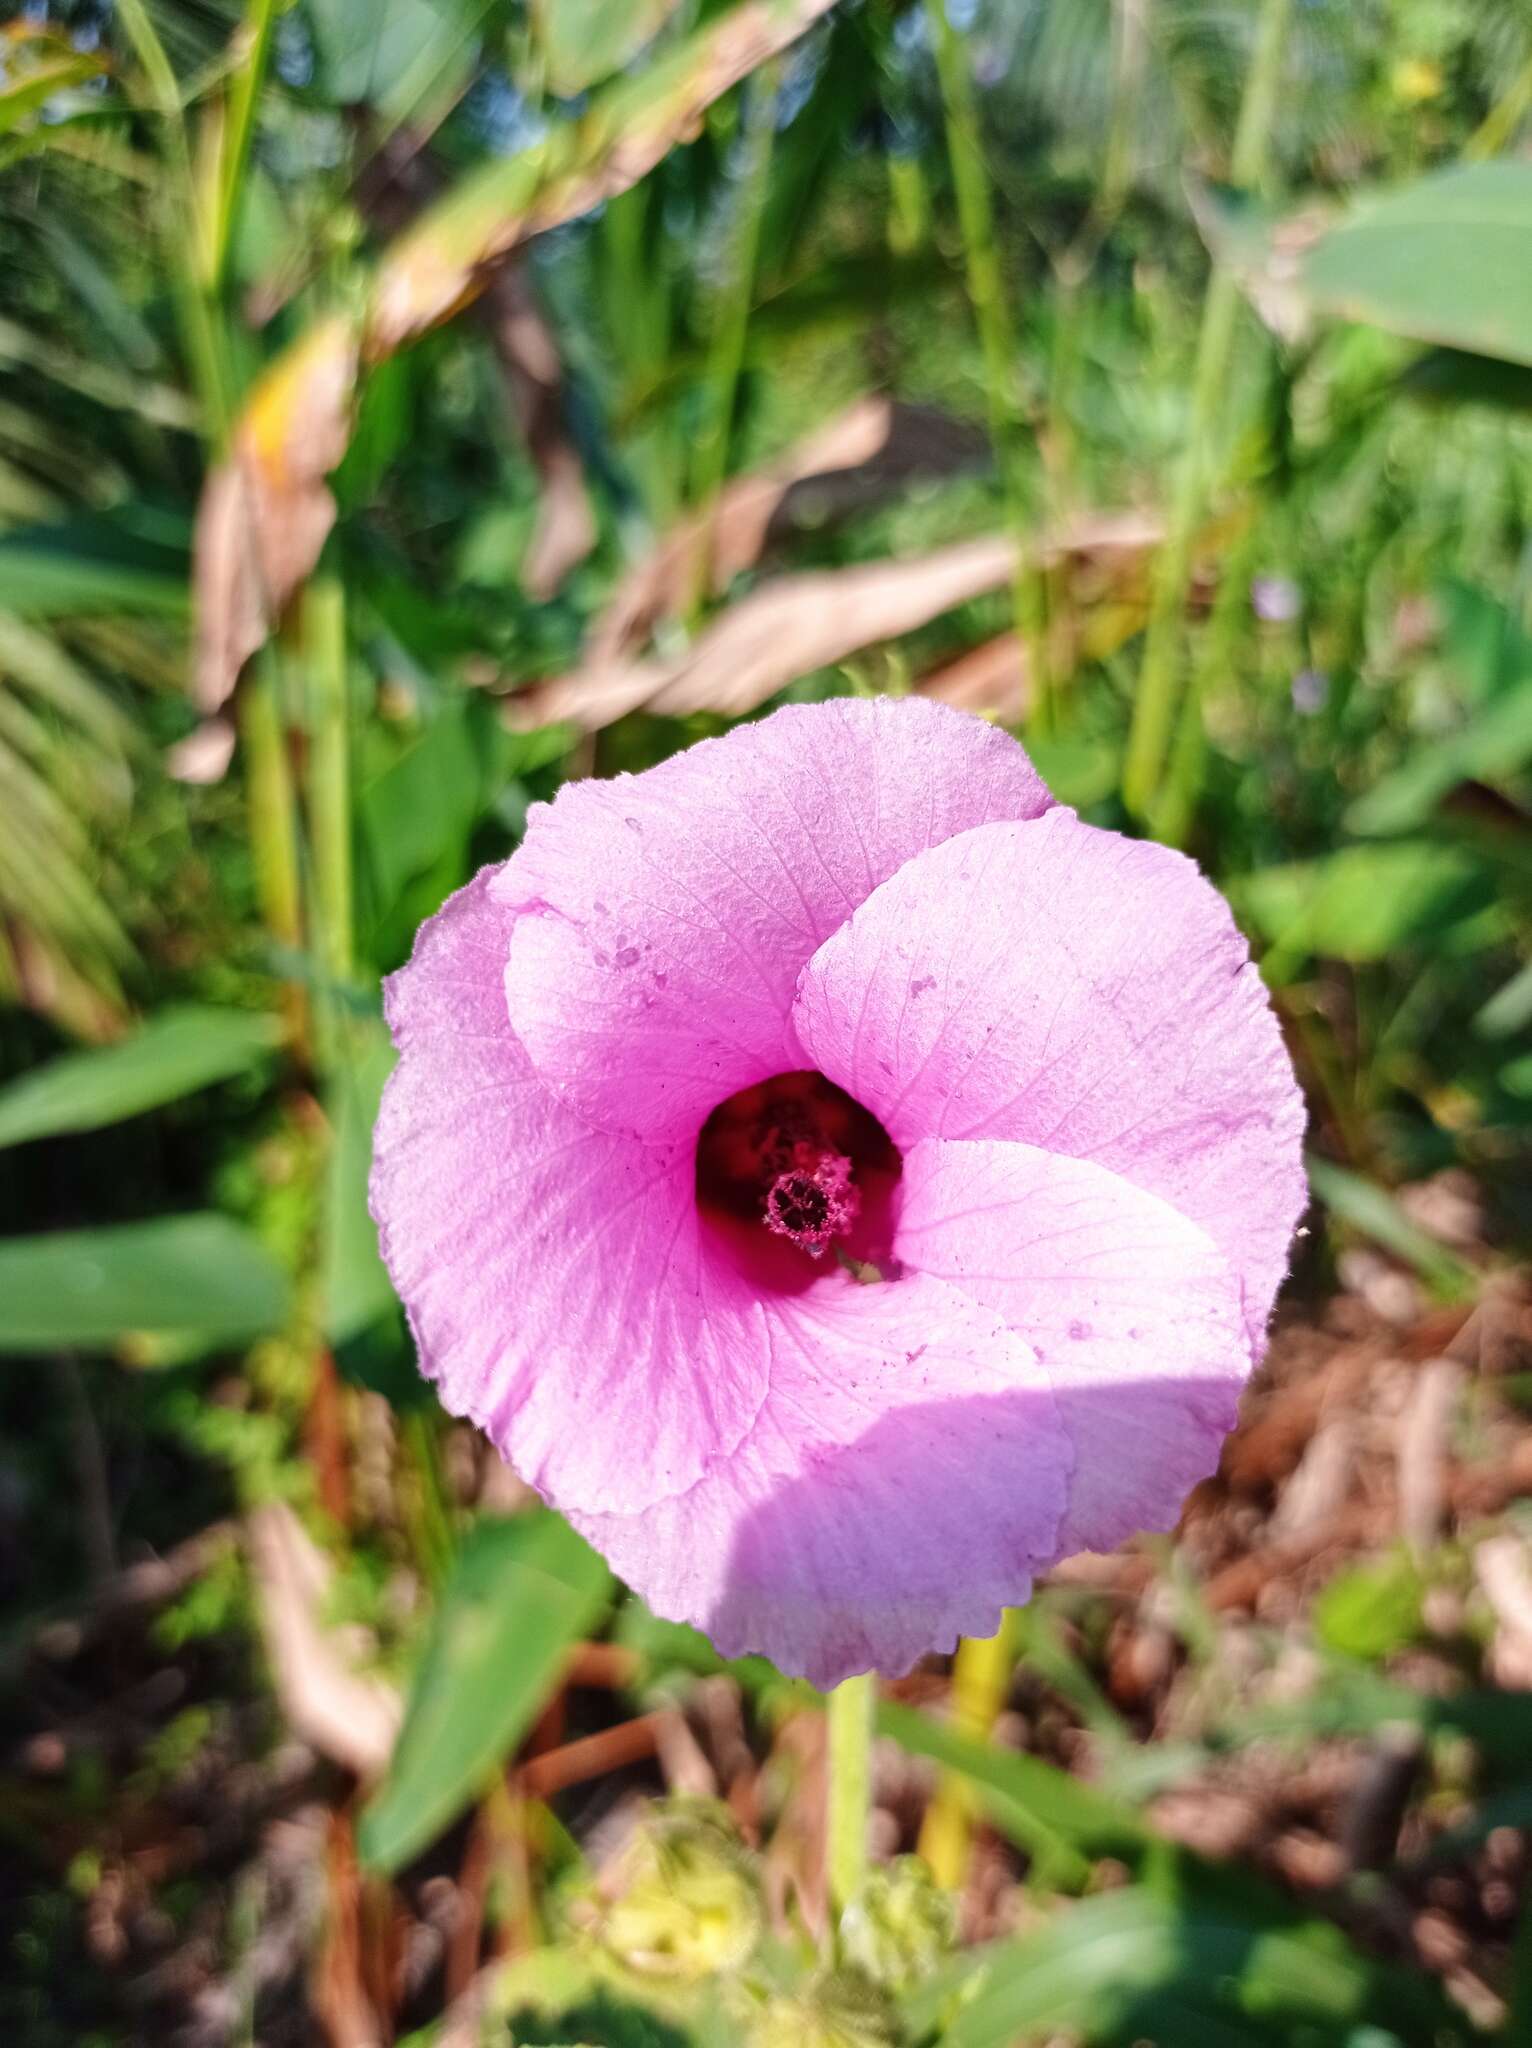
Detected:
left=0, top=1215, right=290, bottom=1353
left=530, top=0, right=683, bottom=97
left=877, top=1702, right=1147, bottom=1886
left=358, top=1513, right=612, bottom=1873
left=1348, top=694, right=1532, bottom=839
left=305, top=0, right=494, bottom=118
left=0, top=48, right=103, bottom=137
left=1401, top=346, right=1532, bottom=414
left=903, top=1883, right=1467, bottom=2048
left=1305, top=1155, right=1476, bottom=1301
left=1313, top=1550, right=1426, bottom=1662
left=0, top=1006, right=282, bottom=1150
left=1298, top=164, right=1532, bottom=370
left=1231, top=842, right=1493, bottom=963
left=0, top=508, right=190, bottom=618
left=1206, top=164, right=1532, bottom=371
left=358, top=699, right=481, bottom=920
left=321, top=1026, right=397, bottom=1344
left=1477, top=959, right=1532, bottom=1041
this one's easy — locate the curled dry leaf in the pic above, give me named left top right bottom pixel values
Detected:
left=246, top=1501, right=402, bottom=1781
left=165, top=716, right=237, bottom=785
left=368, top=0, right=840, bottom=352
left=918, top=631, right=1028, bottom=720
left=510, top=533, right=1017, bottom=731
left=589, top=396, right=989, bottom=666
left=193, top=315, right=359, bottom=712
left=512, top=508, right=1160, bottom=732
left=482, top=266, right=596, bottom=600
left=195, top=3, right=836, bottom=686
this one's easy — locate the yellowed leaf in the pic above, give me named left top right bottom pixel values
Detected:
left=192, top=315, right=359, bottom=710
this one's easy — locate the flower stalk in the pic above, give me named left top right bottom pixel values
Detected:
left=926, top=0, right=1052, bottom=729
left=826, top=1670, right=876, bottom=1921
left=303, top=572, right=353, bottom=1071
left=1121, top=0, right=1293, bottom=819
left=917, top=1611, right=1015, bottom=1888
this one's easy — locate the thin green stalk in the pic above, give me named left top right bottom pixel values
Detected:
left=826, top=1671, right=875, bottom=1920
left=211, top=0, right=281, bottom=294
left=917, top=1612, right=1015, bottom=1889
left=239, top=653, right=307, bottom=1054
left=1152, top=514, right=1260, bottom=847
left=1466, top=50, right=1532, bottom=161
left=115, top=0, right=232, bottom=437
left=927, top=0, right=1050, bottom=728
left=1121, top=0, right=1293, bottom=818
left=688, top=63, right=780, bottom=612
left=303, top=574, right=352, bottom=1070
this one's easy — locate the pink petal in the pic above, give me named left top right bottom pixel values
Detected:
left=495, top=697, right=1052, bottom=1144
left=895, top=1138, right=1248, bottom=1556
left=793, top=810, right=1306, bottom=1348
left=370, top=868, right=774, bottom=1516
left=570, top=1268, right=1069, bottom=1689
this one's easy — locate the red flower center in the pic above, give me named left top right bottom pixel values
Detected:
left=695, top=1070, right=901, bottom=1281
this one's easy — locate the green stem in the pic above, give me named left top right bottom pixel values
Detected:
left=1151, top=513, right=1260, bottom=848
left=927, top=0, right=1050, bottom=727
left=303, top=574, right=352, bottom=1070
left=917, top=1612, right=1015, bottom=1889
left=211, top=0, right=280, bottom=294
left=239, top=654, right=307, bottom=1055
left=688, top=62, right=780, bottom=612
left=826, top=1671, right=875, bottom=1920
left=1121, top=0, right=1292, bottom=818
left=115, top=0, right=232, bottom=439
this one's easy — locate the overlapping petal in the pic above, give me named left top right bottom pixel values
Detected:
left=495, top=697, right=1052, bottom=1145
left=370, top=869, right=776, bottom=1516
left=570, top=1268, right=1069, bottom=1688
left=895, top=1138, right=1247, bottom=1556
left=793, top=808, right=1306, bottom=1346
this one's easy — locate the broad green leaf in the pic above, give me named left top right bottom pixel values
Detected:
left=531, top=0, right=684, bottom=97
left=1300, top=164, right=1532, bottom=370
left=305, top=0, right=493, bottom=119
left=903, top=1883, right=1467, bottom=2048
left=1313, top=1550, right=1426, bottom=1662
left=0, top=508, right=190, bottom=618
left=358, top=1513, right=612, bottom=1873
left=877, top=1702, right=1147, bottom=1884
left=1207, top=163, right=1532, bottom=371
left=321, top=1027, right=397, bottom=1344
left=358, top=698, right=481, bottom=917
left=1232, top=843, right=1492, bottom=963
left=0, top=1006, right=282, bottom=1150
left=1305, top=1155, right=1476, bottom=1301
left=0, top=1215, right=290, bottom=1353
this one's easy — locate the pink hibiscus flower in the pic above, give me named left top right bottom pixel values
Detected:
left=370, top=698, right=1305, bottom=1687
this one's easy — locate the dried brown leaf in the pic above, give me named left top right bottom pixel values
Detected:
left=369, top=0, right=840, bottom=354
left=483, top=267, right=596, bottom=599
left=590, top=397, right=987, bottom=665
left=246, top=1502, right=402, bottom=1781
left=514, top=508, right=1160, bottom=733
left=192, top=316, right=359, bottom=711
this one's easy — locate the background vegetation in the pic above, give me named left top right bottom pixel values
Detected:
left=4, top=0, right=1532, bottom=2042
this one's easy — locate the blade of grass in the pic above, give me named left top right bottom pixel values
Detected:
left=1121, top=0, right=1292, bottom=818
left=926, top=0, right=1052, bottom=729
